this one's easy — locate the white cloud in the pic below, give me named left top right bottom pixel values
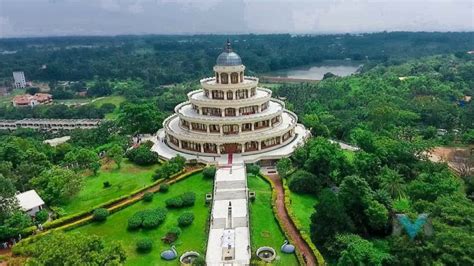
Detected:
left=99, top=0, right=121, bottom=12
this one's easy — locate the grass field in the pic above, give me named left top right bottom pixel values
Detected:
left=60, top=160, right=159, bottom=215
left=92, top=95, right=126, bottom=120
left=70, top=172, right=212, bottom=265
left=0, top=88, right=25, bottom=106
left=289, top=191, right=318, bottom=235
left=248, top=174, right=299, bottom=265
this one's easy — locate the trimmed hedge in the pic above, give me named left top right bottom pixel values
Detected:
left=142, top=192, right=153, bottom=202
left=177, top=212, right=194, bottom=227
left=92, top=208, right=109, bottom=222
left=202, top=166, right=216, bottom=179
left=136, top=238, right=153, bottom=253
left=165, top=192, right=196, bottom=208
left=128, top=208, right=167, bottom=230
left=159, top=183, right=169, bottom=192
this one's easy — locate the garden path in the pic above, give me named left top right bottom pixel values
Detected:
left=266, top=173, right=318, bottom=266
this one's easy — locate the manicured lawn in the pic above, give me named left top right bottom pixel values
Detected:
left=92, top=95, right=126, bottom=107
left=70, top=172, right=212, bottom=265
left=91, top=95, right=126, bottom=120
left=289, top=191, right=318, bottom=235
left=60, top=160, right=159, bottom=215
left=0, top=88, right=25, bottom=106
left=248, top=174, right=299, bottom=265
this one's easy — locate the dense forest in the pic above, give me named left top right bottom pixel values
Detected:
left=1, top=32, right=473, bottom=85
left=276, top=54, right=474, bottom=264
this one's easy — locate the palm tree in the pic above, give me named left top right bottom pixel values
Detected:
left=380, top=167, right=406, bottom=198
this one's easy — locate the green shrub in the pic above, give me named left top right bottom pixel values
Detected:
left=165, top=192, right=195, bottom=208
left=192, top=256, right=206, bottom=266
left=180, top=192, right=196, bottom=207
left=288, top=170, right=322, bottom=194
left=35, top=210, right=49, bottom=224
left=246, top=164, right=260, bottom=175
left=203, top=166, right=216, bottom=179
left=177, top=212, right=194, bottom=227
left=136, top=238, right=153, bottom=253
left=165, top=196, right=184, bottom=208
left=92, top=208, right=109, bottom=222
left=142, top=192, right=153, bottom=202
left=130, top=208, right=167, bottom=230
left=168, top=226, right=182, bottom=237
left=163, top=226, right=182, bottom=244
left=159, top=183, right=169, bottom=193
left=128, top=211, right=145, bottom=230
left=126, top=144, right=159, bottom=166
left=103, top=181, right=111, bottom=188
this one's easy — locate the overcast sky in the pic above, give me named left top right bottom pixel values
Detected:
left=0, top=0, right=473, bottom=38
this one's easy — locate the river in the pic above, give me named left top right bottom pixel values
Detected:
left=266, top=60, right=362, bottom=80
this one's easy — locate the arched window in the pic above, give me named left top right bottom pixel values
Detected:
left=226, top=91, right=233, bottom=100
left=221, top=73, right=228, bottom=84
left=231, top=72, right=239, bottom=84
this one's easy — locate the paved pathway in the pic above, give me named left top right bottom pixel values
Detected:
left=266, top=173, right=318, bottom=266
left=206, top=155, right=251, bottom=265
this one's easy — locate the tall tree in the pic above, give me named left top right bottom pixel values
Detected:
left=12, top=232, right=126, bottom=265
left=30, top=166, right=83, bottom=205
left=108, top=144, right=124, bottom=169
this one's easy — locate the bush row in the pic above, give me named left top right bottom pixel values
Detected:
left=258, top=174, right=306, bottom=265
left=128, top=207, right=168, bottom=230
left=23, top=168, right=203, bottom=238
left=165, top=192, right=196, bottom=208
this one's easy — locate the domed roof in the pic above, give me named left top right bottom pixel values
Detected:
left=216, top=40, right=242, bottom=66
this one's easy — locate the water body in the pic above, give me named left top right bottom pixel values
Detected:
left=267, top=60, right=362, bottom=80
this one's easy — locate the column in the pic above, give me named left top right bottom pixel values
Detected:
left=178, top=140, right=182, bottom=149
left=239, top=125, right=242, bottom=133
left=220, top=125, right=223, bottom=135
left=199, top=108, right=203, bottom=115
left=207, top=125, right=210, bottom=133
left=200, top=144, right=204, bottom=153
left=258, top=141, right=262, bottom=150
left=251, top=123, right=255, bottom=131
left=236, top=108, right=240, bottom=116
left=242, top=143, right=246, bottom=153
left=257, top=105, right=261, bottom=112
left=221, top=109, right=225, bottom=117
left=217, top=145, right=221, bottom=154
left=224, top=91, right=227, bottom=100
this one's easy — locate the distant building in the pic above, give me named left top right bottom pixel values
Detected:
left=13, top=71, right=26, bottom=88
left=15, top=190, right=45, bottom=216
left=0, top=118, right=102, bottom=131
left=12, top=93, right=52, bottom=107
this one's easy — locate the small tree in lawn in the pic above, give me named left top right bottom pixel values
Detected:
left=108, top=144, right=124, bottom=169
left=246, top=164, right=260, bottom=176
left=203, top=166, right=216, bottom=179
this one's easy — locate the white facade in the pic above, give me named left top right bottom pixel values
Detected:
left=15, top=190, right=45, bottom=216
left=13, top=71, right=26, bottom=88
left=163, top=41, right=298, bottom=156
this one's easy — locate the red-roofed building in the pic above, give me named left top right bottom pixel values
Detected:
left=12, top=93, right=52, bottom=107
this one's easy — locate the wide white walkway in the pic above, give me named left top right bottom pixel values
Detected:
left=206, top=161, right=251, bottom=265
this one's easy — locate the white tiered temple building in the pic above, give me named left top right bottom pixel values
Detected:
left=153, top=41, right=310, bottom=265
left=156, top=41, right=309, bottom=163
